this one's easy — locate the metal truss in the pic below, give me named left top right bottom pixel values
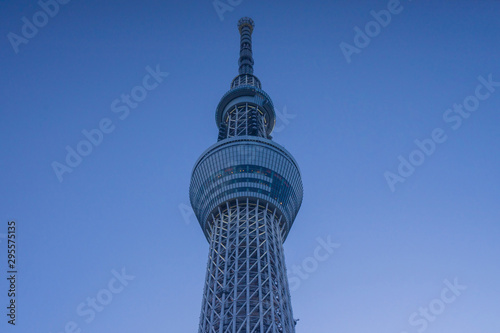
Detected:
left=221, top=103, right=268, bottom=140
left=231, top=74, right=262, bottom=89
left=198, top=199, right=295, bottom=333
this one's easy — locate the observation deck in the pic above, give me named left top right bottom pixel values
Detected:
left=190, top=136, right=303, bottom=241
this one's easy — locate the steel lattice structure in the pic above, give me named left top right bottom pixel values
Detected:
left=190, top=17, right=303, bottom=333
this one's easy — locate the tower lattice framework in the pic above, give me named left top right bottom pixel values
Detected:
left=190, top=17, right=303, bottom=333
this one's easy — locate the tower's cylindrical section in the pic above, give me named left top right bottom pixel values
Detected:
left=238, top=17, right=255, bottom=75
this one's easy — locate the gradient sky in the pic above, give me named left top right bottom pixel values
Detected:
left=1, top=0, right=499, bottom=332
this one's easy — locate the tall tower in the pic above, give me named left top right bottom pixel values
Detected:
left=190, top=17, right=303, bottom=333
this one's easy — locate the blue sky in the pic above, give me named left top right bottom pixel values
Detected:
left=1, top=0, right=499, bottom=332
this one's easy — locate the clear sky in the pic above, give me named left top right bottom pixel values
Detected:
left=1, top=0, right=499, bottom=332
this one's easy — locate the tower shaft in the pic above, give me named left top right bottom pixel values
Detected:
left=199, top=199, right=294, bottom=333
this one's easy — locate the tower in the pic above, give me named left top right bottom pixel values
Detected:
left=189, top=17, right=303, bottom=333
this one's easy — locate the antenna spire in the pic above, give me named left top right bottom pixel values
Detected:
left=237, top=17, right=255, bottom=75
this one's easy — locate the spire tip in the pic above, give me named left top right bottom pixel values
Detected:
left=238, top=17, right=255, bottom=34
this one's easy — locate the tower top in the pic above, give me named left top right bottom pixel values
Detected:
left=238, top=17, right=255, bottom=34
left=217, top=17, right=276, bottom=136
